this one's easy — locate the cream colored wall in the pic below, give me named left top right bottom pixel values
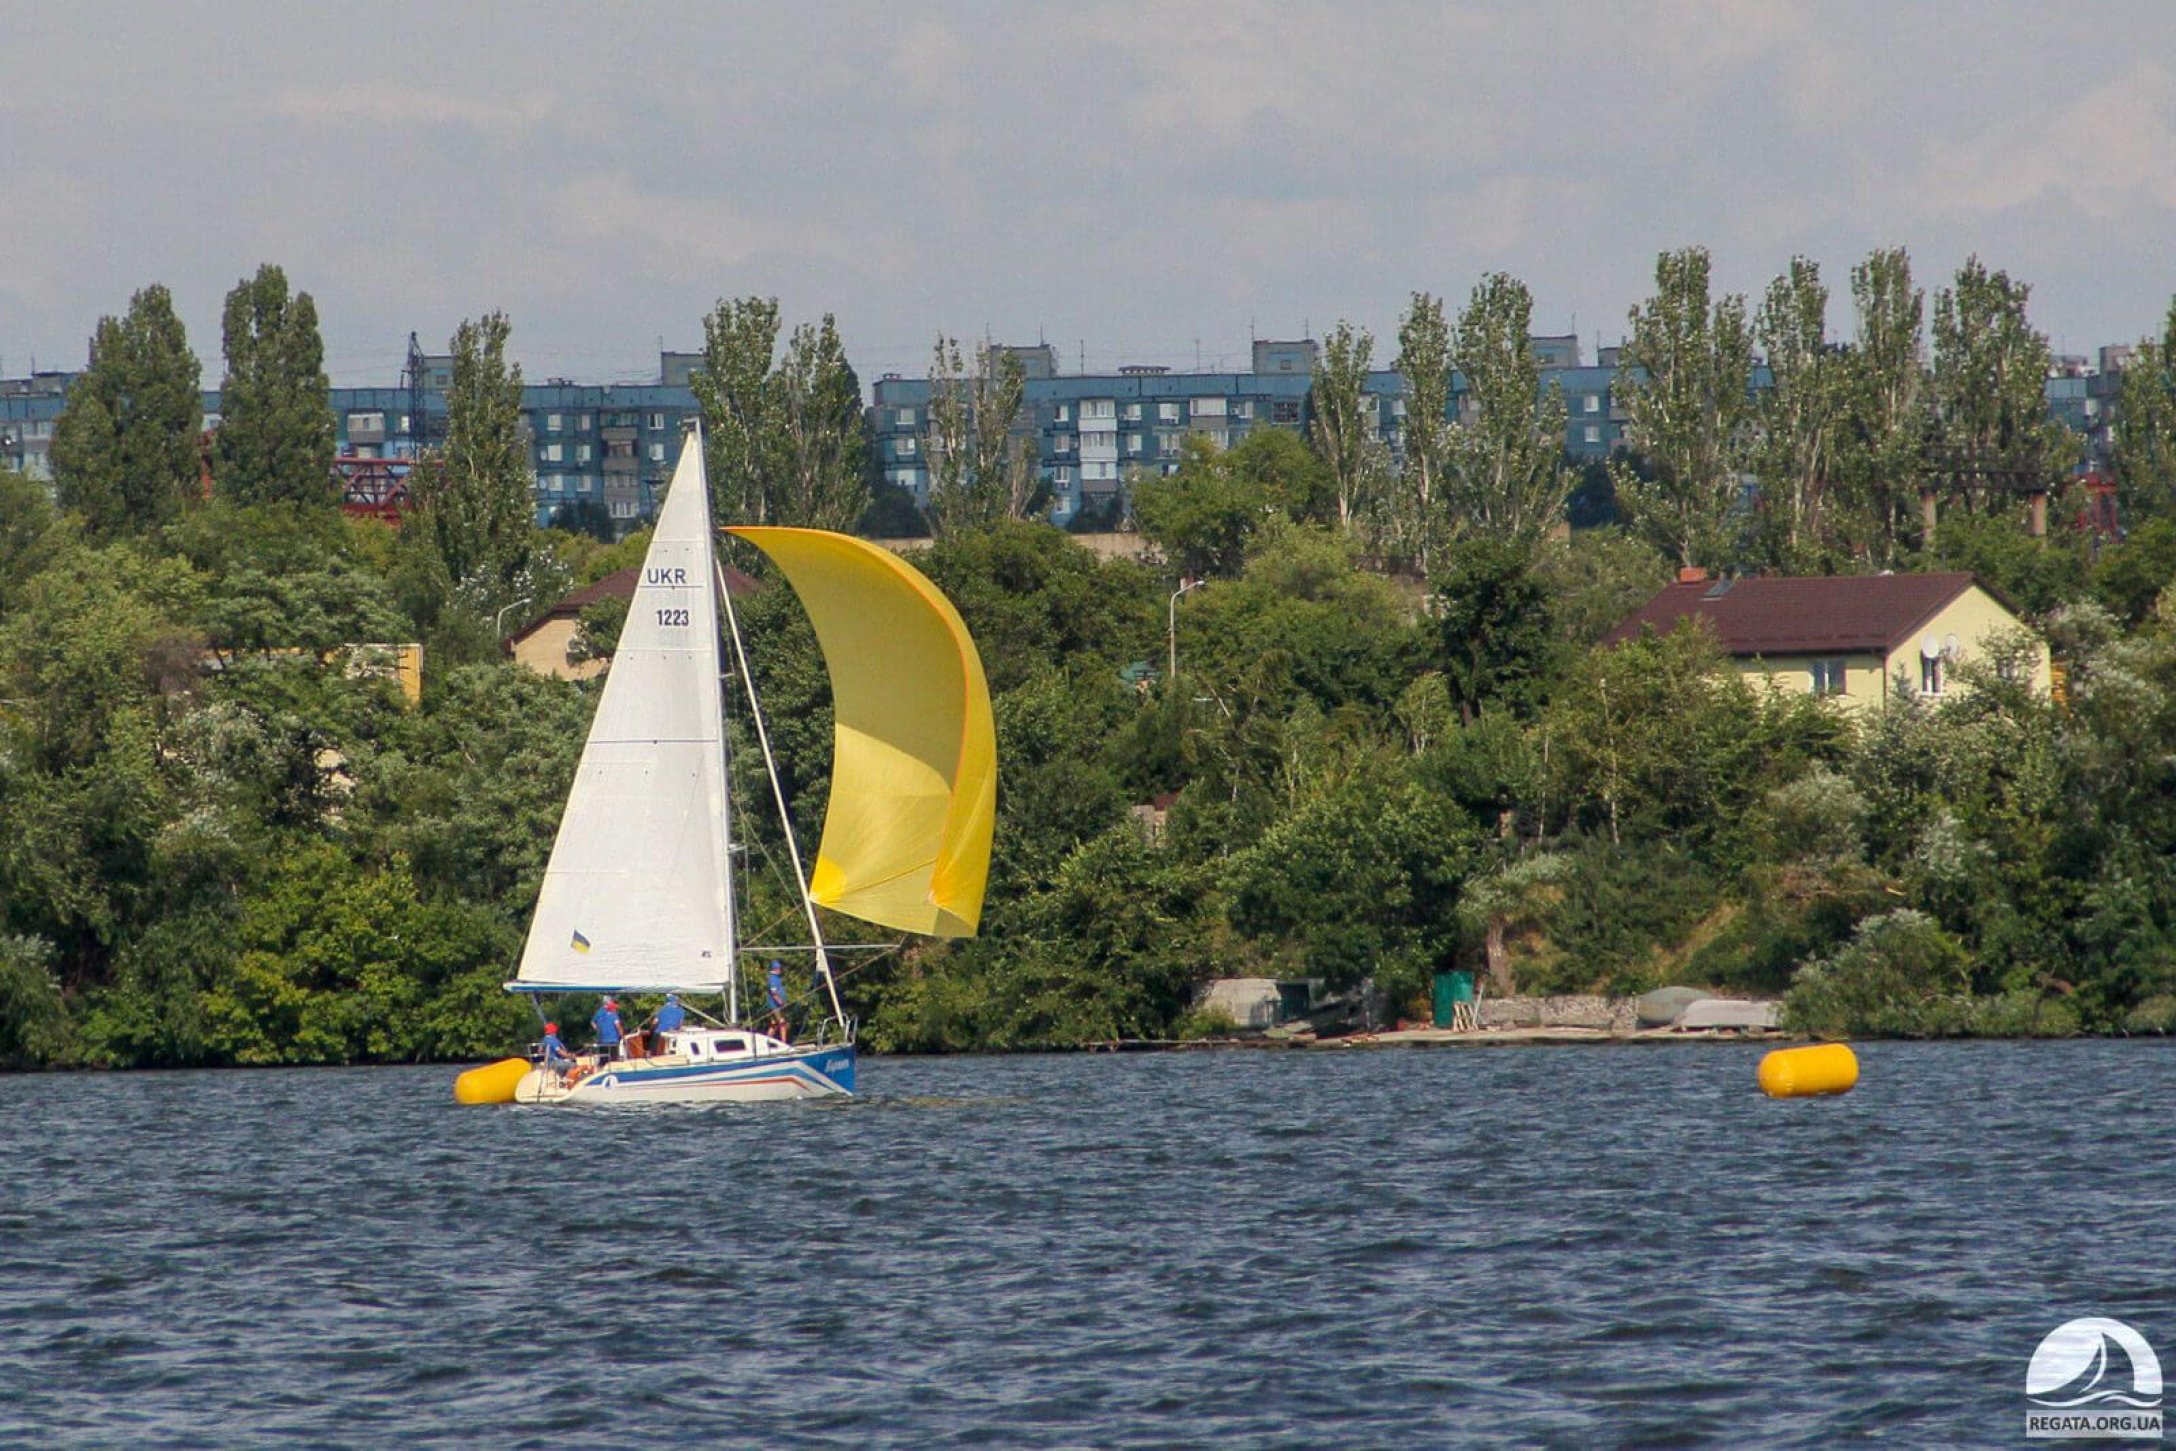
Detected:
left=1879, top=585, right=2050, bottom=703
left=510, top=618, right=607, bottom=682
left=1734, top=653, right=1891, bottom=713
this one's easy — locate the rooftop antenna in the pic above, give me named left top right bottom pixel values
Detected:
left=1079, top=339, right=1086, bottom=373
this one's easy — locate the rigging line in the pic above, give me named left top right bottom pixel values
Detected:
left=718, top=549, right=847, bottom=1027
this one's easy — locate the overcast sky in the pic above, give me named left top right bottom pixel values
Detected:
left=4, top=3, right=2173, bottom=388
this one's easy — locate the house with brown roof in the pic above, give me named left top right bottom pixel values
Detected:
left=506, top=565, right=759, bottom=681
left=1602, top=570, right=2048, bottom=713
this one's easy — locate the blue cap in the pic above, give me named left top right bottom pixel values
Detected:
left=768, top=960, right=782, bottom=970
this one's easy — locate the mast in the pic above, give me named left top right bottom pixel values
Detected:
left=718, top=555, right=847, bottom=1029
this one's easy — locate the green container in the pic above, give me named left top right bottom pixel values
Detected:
left=1432, top=970, right=1477, bottom=1027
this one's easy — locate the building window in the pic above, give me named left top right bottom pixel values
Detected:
left=546, top=413, right=563, bottom=431
left=576, top=444, right=593, bottom=463
left=1157, top=402, right=1181, bottom=423
left=1232, top=400, right=1254, bottom=420
left=1055, top=404, right=1071, bottom=423
left=578, top=414, right=593, bottom=430
left=542, top=443, right=564, bottom=462
left=895, top=408, right=915, bottom=427
left=1122, top=403, right=1142, bottom=422
left=1083, top=399, right=1114, bottom=420
left=1053, top=465, right=1075, bottom=486
left=897, top=437, right=919, bottom=457
left=648, top=443, right=665, bottom=462
left=1271, top=400, right=1302, bottom=425
left=1158, top=434, right=1181, bottom=457
left=1583, top=425, right=1601, bottom=445
left=1920, top=655, right=1945, bottom=695
left=1125, top=434, right=1144, bottom=455
left=1583, top=394, right=1601, bottom=414
left=1810, top=660, right=1848, bottom=696
left=649, top=412, right=666, bottom=430
left=1052, top=433, right=1073, bottom=453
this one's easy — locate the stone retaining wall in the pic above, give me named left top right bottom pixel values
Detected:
left=1476, top=995, right=1639, bottom=1033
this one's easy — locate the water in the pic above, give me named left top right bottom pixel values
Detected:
left=1, top=1042, right=2170, bottom=1448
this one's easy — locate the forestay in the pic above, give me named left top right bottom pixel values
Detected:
left=515, top=443, right=736, bottom=990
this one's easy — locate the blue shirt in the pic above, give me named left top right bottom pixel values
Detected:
left=766, top=970, right=787, bottom=1011
left=656, top=999, right=686, bottom=1033
left=541, top=1031, right=570, bottom=1065
left=592, top=1007, right=623, bottom=1045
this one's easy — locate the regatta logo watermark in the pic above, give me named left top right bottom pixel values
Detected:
left=2025, top=1317, right=2162, bottom=1440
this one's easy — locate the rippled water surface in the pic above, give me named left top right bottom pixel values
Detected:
left=3, top=1042, right=2172, bottom=1447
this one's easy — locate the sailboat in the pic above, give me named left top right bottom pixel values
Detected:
left=455, top=427, right=995, bottom=1106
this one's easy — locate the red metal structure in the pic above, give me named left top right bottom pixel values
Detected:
left=335, top=455, right=415, bottom=524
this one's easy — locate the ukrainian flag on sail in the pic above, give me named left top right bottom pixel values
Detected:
left=570, top=929, right=591, bottom=954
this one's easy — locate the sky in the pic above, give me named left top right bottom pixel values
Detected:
left=4, top=3, right=2174, bottom=389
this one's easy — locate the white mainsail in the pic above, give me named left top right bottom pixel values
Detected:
left=514, top=440, right=736, bottom=991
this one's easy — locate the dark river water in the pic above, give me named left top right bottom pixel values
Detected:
left=2, top=1041, right=2171, bottom=1448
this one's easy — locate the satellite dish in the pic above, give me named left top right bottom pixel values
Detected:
left=1922, top=635, right=1941, bottom=661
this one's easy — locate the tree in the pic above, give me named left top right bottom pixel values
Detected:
left=1432, top=537, right=1556, bottom=725
left=214, top=264, right=334, bottom=507
left=1393, top=292, right=1452, bottom=569
left=1928, top=256, right=2069, bottom=512
left=50, top=283, right=202, bottom=533
left=922, top=337, right=1038, bottom=536
left=1307, top=321, right=1389, bottom=538
left=774, top=315, right=869, bottom=530
left=1131, top=430, right=1333, bottom=579
left=1751, top=256, right=1843, bottom=567
left=1833, top=247, right=1927, bottom=566
left=1611, top=247, right=1755, bottom=569
left=2114, top=295, right=2176, bottom=522
left=408, top=313, right=535, bottom=595
left=691, top=297, right=870, bottom=529
left=1446, top=272, right=1571, bottom=548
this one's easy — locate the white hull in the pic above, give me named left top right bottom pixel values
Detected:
left=515, top=1038, right=855, bottom=1105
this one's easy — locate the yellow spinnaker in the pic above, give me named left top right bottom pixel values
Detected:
left=727, top=528, right=996, bottom=937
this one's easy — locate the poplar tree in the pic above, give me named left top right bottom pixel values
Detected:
left=1611, top=247, right=1755, bottom=570
left=1834, top=247, right=1926, bottom=565
left=1445, top=272, right=1570, bottom=548
left=409, top=312, right=535, bottom=592
left=50, top=284, right=202, bottom=534
left=1308, top=321, right=1389, bottom=538
left=922, top=337, right=1035, bottom=537
left=691, top=297, right=868, bottom=529
left=2113, top=295, right=2176, bottom=522
left=1393, top=292, right=1451, bottom=569
left=1927, top=256, right=2068, bottom=511
left=1751, top=256, right=1842, bottom=567
left=214, top=264, right=334, bottom=506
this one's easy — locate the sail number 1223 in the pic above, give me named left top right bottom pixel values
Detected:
left=655, top=608, right=691, bottom=627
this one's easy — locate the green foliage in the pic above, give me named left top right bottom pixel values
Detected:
left=1531, top=528, right=1670, bottom=647
left=1445, top=273, right=1571, bottom=548
left=1132, top=432, right=1333, bottom=580
left=691, top=297, right=869, bottom=530
left=1612, top=247, right=1755, bottom=570
left=922, top=338, right=1039, bottom=535
left=51, top=283, right=203, bottom=533
left=408, top=312, right=535, bottom=596
left=1929, top=255, right=2072, bottom=494
left=2113, top=295, right=2176, bottom=521
left=215, top=264, right=335, bottom=508
left=1432, top=538, right=1556, bottom=723
left=1308, top=321, right=1391, bottom=538
left=1751, top=257, right=1845, bottom=570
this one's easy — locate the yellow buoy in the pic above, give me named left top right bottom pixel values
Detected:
left=453, top=1057, right=531, bottom=1105
left=1758, top=1043, right=1858, bottom=1099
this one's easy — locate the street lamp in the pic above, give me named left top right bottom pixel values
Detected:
left=494, top=596, right=535, bottom=643
left=1167, top=576, right=1202, bottom=686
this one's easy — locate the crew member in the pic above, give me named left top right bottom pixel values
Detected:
left=540, top=1022, right=573, bottom=1075
left=765, top=962, right=790, bottom=1043
left=592, top=998, right=625, bottom=1059
left=654, top=992, right=687, bottom=1038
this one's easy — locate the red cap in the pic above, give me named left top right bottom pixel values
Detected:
left=544, top=1023, right=558, bottom=1034
left=603, top=998, right=618, bottom=1009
